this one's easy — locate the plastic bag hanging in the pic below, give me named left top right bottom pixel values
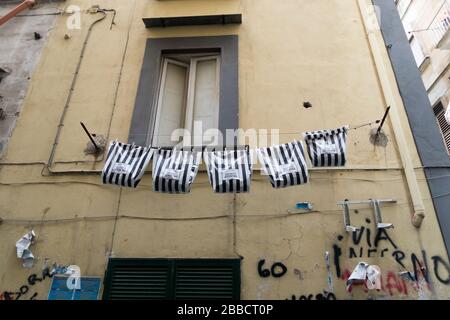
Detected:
left=101, top=140, right=153, bottom=188
left=203, top=147, right=252, bottom=193
left=152, top=148, right=201, bottom=194
left=303, top=126, right=349, bottom=167
left=256, top=141, right=309, bottom=188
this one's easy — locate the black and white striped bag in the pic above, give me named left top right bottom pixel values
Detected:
left=101, top=140, right=153, bottom=188
left=303, top=126, right=349, bottom=167
left=203, top=148, right=253, bottom=193
left=256, top=141, right=309, bottom=188
left=152, top=149, right=202, bottom=194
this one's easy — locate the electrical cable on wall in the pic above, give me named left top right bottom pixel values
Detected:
left=45, top=6, right=118, bottom=171
left=0, top=202, right=416, bottom=225
left=46, top=10, right=108, bottom=169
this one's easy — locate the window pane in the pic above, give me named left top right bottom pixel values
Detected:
left=153, top=60, right=188, bottom=147
left=192, top=58, right=220, bottom=145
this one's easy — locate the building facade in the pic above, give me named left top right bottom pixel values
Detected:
left=396, top=0, right=450, bottom=154
left=0, top=0, right=449, bottom=300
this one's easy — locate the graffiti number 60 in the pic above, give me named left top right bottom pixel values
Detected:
left=258, top=259, right=288, bottom=278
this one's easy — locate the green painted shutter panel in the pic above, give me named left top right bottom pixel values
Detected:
left=175, top=263, right=238, bottom=299
left=103, top=259, right=240, bottom=300
left=103, top=260, right=171, bottom=300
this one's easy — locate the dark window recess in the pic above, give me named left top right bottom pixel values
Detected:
left=143, top=14, right=242, bottom=28
left=433, top=102, right=450, bottom=154
left=102, top=259, right=241, bottom=300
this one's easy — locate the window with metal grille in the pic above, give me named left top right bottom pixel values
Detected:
left=433, top=102, right=450, bottom=154
left=102, top=258, right=240, bottom=300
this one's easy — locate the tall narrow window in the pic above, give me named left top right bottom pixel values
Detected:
left=129, top=36, right=239, bottom=148
left=153, top=59, right=189, bottom=147
left=152, top=54, right=220, bottom=147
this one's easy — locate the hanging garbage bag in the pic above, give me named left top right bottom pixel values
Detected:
left=152, top=148, right=201, bottom=194
left=303, top=126, right=349, bottom=167
left=101, top=140, right=153, bottom=188
left=203, top=147, right=252, bottom=193
left=256, top=141, right=309, bottom=188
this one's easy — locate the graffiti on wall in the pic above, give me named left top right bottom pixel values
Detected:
left=255, top=216, right=449, bottom=299
left=287, top=291, right=337, bottom=300
left=0, top=262, right=71, bottom=300
left=0, top=267, right=53, bottom=300
left=257, top=259, right=338, bottom=299
left=332, top=218, right=450, bottom=297
left=258, top=259, right=288, bottom=278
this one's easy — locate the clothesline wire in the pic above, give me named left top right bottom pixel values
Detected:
left=117, top=120, right=382, bottom=137
left=119, top=120, right=379, bottom=152
left=1, top=173, right=449, bottom=187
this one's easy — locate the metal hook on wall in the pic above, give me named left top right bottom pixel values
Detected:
left=80, top=122, right=102, bottom=155
left=376, top=106, right=391, bottom=137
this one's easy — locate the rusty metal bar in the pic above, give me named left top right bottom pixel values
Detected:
left=0, top=0, right=36, bottom=26
left=80, top=122, right=99, bottom=152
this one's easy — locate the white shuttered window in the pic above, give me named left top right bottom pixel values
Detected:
left=152, top=55, right=220, bottom=147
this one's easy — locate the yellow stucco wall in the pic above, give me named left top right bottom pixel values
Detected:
left=0, top=0, right=449, bottom=300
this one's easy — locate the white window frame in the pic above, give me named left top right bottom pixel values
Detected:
left=184, top=55, right=221, bottom=145
left=152, top=58, right=190, bottom=147
left=152, top=55, right=221, bottom=147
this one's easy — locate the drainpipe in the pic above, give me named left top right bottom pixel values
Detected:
left=0, top=0, right=36, bottom=27
left=358, top=0, right=426, bottom=228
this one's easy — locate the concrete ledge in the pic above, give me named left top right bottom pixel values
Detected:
left=143, top=14, right=242, bottom=28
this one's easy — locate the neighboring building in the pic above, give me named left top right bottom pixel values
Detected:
left=0, top=0, right=61, bottom=158
left=0, top=0, right=450, bottom=300
left=396, top=0, right=450, bottom=154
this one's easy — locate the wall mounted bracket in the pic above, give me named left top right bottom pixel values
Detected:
left=371, top=199, right=394, bottom=229
left=337, top=199, right=395, bottom=232
left=341, top=200, right=361, bottom=232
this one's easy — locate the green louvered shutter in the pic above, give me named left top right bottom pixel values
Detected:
left=103, top=259, right=171, bottom=300
left=174, top=260, right=240, bottom=300
left=103, top=259, right=240, bottom=300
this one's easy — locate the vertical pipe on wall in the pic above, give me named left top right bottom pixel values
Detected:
left=357, top=0, right=426, bottom=228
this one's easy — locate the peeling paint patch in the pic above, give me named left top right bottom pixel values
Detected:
left=0, top=4, right=58, bottom=159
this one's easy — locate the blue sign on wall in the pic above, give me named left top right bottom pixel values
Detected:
left=48, top=276, right=101, bottom=300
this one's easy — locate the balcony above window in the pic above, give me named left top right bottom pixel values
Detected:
left=430, top=0, right=450, bottom=49
left=143, top=0, right=242, bottom=28
left=143, top=13, right=242, bottom=28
